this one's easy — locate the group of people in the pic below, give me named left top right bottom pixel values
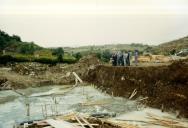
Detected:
left=111, top=50, right=138, bottom=66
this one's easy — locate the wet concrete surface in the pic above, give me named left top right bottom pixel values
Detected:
left=0, top=85, right=137, bottom=128
left=1, top=85, right=188, bottom=128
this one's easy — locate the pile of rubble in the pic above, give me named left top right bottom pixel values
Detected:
left=0, top=78, right=11, bottom=90
left=11, top=63, right=48, bottom=76
left=138, top=55, right=172, bottom=63
left=14, top=112, right=188, bottom=128
left=68, top=55, right=100, bottom=77
left=11, top=55, right=100, bottom=77
left=0, top=55, right=101, bottom=90
left=138, top=55, right=188, bottom=63
left=14, top=113, right=138, bottom=128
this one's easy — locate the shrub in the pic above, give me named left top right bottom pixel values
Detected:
left=57, top=54, right=63, bottom=62
left=63, top=58, right=77, bottom=64
left=34, top=58, right=58, bottom=64
left=14, top=56, right=30, bottom=62
left=0, top=55, right=14, bottom=64
left=73, top=52, right=82, bottom=60
left=0, top=54, right=78, bottom=65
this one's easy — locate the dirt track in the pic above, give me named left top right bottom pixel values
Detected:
left=85, top=59, right=188, bottom=117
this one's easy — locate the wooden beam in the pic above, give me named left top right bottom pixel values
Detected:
left=72, top=72, right=83, bottom=83
left=75, top=116, right=86, bottom=128
left=78, top=116, right=94, bottom=128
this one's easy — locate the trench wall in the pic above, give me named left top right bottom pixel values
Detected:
left=85, top=60, right=188, bottom=117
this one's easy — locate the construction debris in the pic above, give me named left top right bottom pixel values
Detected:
left=90, top=113, right=116, bottom=118
left=146, top=113, right=188, bottom=128
left=14, top=114, right=138, bottom=128
left=0, top=78, right=12, bottom=90
left=0, top=55, right=100, bottom=90
left=129, top=89, right=137, bottom=100
left=46, top=119, right=81, bottom=128
left=11, top=63, right=47, bottom=76
left=0, top=55, right=188, bottom=128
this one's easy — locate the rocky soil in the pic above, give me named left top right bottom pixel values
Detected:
left=0, top=55, right=100, bottom=90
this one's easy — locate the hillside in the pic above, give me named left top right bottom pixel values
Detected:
left=64, top=43, right=150, bottom=54
left=151, top=36, right=188, bottom=55
left=1, top=29, right=188, bottom=57
left=0, top=30, right=42, bottom=54
left=0, top=30, right=77, bottom=64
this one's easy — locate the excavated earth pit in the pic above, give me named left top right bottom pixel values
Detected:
left=1, top=85, right=188, bottom=128
left=85, top=59, right=188, bottom=118
left=7, top=86, right=188, bottom=128
left=1, top=57, right=188, bottom=128
left=0, top=85, right=139, bottom=128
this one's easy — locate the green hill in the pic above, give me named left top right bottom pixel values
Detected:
left=0, top=30, right=42, bottom=54
left=0, top=30, right=77, bottom=64
left=150, top=36, right=188, bottom=55
left=64, top=43, right=150, bottom=54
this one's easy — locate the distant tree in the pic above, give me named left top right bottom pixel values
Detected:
left=19, top=44, right=29, bottom=54
left=52, top=47, right=64, bottom=62
left=73, top=52, right=82, bottom=60
left=57, top=54, right=63, bottom=62
left=0, top=30, right=41, bottom=53
left=52, top=47, right=64, bottom=56
left=0, top=30, right=10, bottom=50
left=12, top=35, right=21, bottom=42
left=19, top=43, right=36, bottom=54
left=57, top=47, right=64, bottom=55
left=96, top=52, right=102, bottom=59
left=0, top=36, right=6, bottom=50
left=101, top=49, right=111, bottom=62
left=144, top=46, right=153, bottom=52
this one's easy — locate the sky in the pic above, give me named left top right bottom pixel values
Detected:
left=0, top=0, right=188, bottom=47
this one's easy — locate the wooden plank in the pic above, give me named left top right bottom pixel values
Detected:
left=74, top=123, right=99, bottom=126
left=78, top=116, right=94, bottom=128
left=46, top=119, right=80, bottom=128
left=75, top=115, right=86, bottom=128
left=72, top=72, right=83, bottom=83
left=129, top=89, right=137, bottom=99
left=43, top=126, right=53, bottom=128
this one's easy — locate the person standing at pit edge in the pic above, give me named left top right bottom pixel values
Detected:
left=112, top=53, right=117, bottom=66
left=126, top=51, right=131, bottom=66
left=122, top=51, right=128, bottom=66
left=117, top=51, right=121, bottom=66
left=134, top=50, right=139, bottom=66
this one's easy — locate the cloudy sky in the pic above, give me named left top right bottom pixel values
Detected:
left=0, top=0, right=188, bottom=47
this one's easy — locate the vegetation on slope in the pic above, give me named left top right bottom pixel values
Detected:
left=0, top=30, right=77, bottom=64
left=1, top=29, right=188, bottom=65
left=150, top=36, right=188, bottom=55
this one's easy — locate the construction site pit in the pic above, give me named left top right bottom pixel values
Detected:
left=0, top=85, right=188, bottom=128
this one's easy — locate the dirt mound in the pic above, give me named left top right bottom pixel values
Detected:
left=0, top=55, right=100, bottom=89
left=11, top=63, right=47, bottom=75
left=61, top=55, right=100, bottom=79
left=79, top=54, right=100, bottom=65
left=85, top=59, right=188, bottom=117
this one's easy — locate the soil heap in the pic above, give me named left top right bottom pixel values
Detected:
left=85, top=59, right=188, bottom=117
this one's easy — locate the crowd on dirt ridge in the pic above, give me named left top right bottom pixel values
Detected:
left=111, top=50, right=139, bottom=66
